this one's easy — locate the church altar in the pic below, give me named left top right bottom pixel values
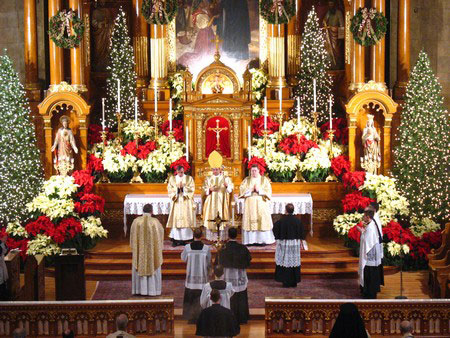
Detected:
left=123, top=193, right=313, bottom=236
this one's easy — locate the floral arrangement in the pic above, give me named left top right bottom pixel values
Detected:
left=161, top=119, right=184, bottom=141
left=168, top=72, right=185, bottom=118
left=89, top=120, right=186, bottom=183
left=320, top=118, right=348, bottom=145
left=2, top=171, right=107, bottom=259
left=48, top=10, right=84, bottom=49
left=252, top=116, right=279, bottom=137
left=250, top=68, right=268, bottom=118
left=350, top=7, right=388, bottom=47
left=170, top=156, right=191, bottom=172
left=260, top=0, right=296, bottom=24
left=142, top=0, right=178, bottom=25
left=333, top=165, right=442, bottom=270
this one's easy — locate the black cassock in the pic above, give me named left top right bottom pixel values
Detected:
left=272, top=215, right=305, bottom=287
left=218, top=240, right=252, bottom=324
left=196, top=304, right=240, bottom=337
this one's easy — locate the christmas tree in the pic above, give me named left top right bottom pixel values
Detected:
left=105, top=7, right=137, bottom=128
left=0, top=52, right=43, bottom=224
left=393, top=50, right=450, bottom=222
left=293, top=6, right=333, bottom=124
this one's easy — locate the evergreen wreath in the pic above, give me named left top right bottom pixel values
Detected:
left=260, top=0, right=296, bottom=25
left=350, top=7, right=387, bottom=47
left=142, top=0, right=178, bottom=25
left=48, top=10, right=84, bottom=49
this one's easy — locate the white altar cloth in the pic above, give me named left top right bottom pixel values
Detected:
left=123, top=193, right=313, bottom=236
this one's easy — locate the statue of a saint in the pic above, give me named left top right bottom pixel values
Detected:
left=51, top=116, right=78, bottom=176
left=323, top=0, right=344, bottom=70
left=361, top=115, right=381, bottom=175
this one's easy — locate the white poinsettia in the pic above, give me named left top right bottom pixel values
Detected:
left=333, top=212, right=364, bottom=236
left=386, top=241, right=410, bottom=257
left=409, top=217, right=441, bottom=237
left=122, top=119, right=155, bottom=140
left=138, top=135, right=184, bottom=174
left=102, top=144, right=136, bottom=173
left=169, top=72, right=184, bottom=99
left=27, top=234, right=61, bottom=256
left=300, top=147, right=331, bottom=172
left=27, top=195, right=75, bottom=220
left=317, top=139, right=346, bottom=158
left=281, top=118, right=313, bottom=138
left=6, top=221, right=29, bottom=238
left=81, top=216, right=108, bottom=239
left=43, top=175, right=79, bottom=199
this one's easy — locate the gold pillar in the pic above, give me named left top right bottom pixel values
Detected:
left=24, top=0, right=40, bottom=100
left=132, top=0, right=149, bottom=88
left=348, top=119, right=357, bottom=171
left=267, top=24, right=287, bottom=88
left=371, top=0, right=386, bottom=89
left=382, top=116, right=392, bottom=175
left=354, top=0, right=365, bottom=87
left=48, top=0, right=64, bottom=90
left=287, top=0, right=301, bottom=85
left=149, top=24, right=168, bottom=88
left=394, top=0, right=410, bottom=99
left=69, top=0, right=86, bottom=92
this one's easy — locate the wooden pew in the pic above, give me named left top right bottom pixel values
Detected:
left=428, top=223, right=450, bottom=261
left=4, top=250, right=21, bottom=300
left=0, top=299, right=174, bottom=337
left=428, top=224, right=450, bottom=298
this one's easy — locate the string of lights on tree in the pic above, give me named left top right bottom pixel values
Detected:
left=0, top=53, right=43, bottom=224
left=104, top=7, right=138, bottom=129
left=293, top=6, right=333, bottom=124
left=393, top=50, right=450, bottom=223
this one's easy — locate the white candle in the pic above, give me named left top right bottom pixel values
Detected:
left=134, top=97, right=138, bottom=126
left=117, top=79, right=121, bottom=113
left=169, top=98, right=172, bottom=131
left=264, top=96, right=267, bottom=111
left=248, top=126, right=252, bottom=160
left=313, top=78, right=317, bottom=112
left=264, top=109, right=267, bottom=130
left=185, top=126, right=189, bottom=161
left=296, top=96, right=300, bottom=127
left=279, top=82, right=282, bottom=113
left=154, top=82, right=158, bottom=113
left=329, top=96, right=333, bottom=130
left=102, top=98, right=105, bottom=131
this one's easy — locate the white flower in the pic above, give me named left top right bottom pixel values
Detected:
left=281, top=119, right=313, bottom=139
left=27, top=234, right=61, bottom=256
left=333, top=212, right=363, bottom=236
left=27, top=195, right=75, bottom=220
left=300, top=147, right=331, bottom=172
left=43, top=175, right=79, bottom=199
left=81, top=216, right=108, bottom=239
left=6, top=221, right=29, bottom=238
left=386, top=241, right=410, bottom=257
left=122, top=119, right=155, bottom=140
left=138, top=135, right=184, bottom=174
left=409, top=217, right=441, bottom=237
left=318, top=139, right=346, bottom=158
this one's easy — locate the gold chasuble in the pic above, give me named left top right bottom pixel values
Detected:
left=239, top=175, right=273, bottom=231
left=130, top=214, right=164, bottom=276
left=167, top=174, right=196, bottom=229
left=202, top=173, right=234, bottom=229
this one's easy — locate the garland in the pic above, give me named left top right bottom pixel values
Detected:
left=260, top=0, right=296, bottom=25
left=142, top=0, right=178, bottom=25
left=350, top=7, right=387, bottom=47
left=48, top=10, right=84, bottom=49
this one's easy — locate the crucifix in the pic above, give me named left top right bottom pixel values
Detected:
left=211, top=34, right=223, bottom=62
left=208, top=119, right=228, bottom=151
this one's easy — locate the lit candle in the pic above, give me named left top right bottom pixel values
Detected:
left=329, top=96, right=333, bottom=130
left=248, top=126, right=252, bottom=160
left=296, top=96, right=300, bottom=127
left=154, top=82, right=158, bottom=113
left=169, top=98, right=172, bottom=131
left=186, top=126, right=189, bottom=161
left=102, top=98, right=105, bottom=131
left=313, top=78, right=317, bottom=112
left=117, top=79, right=121, bottom=113
left=134, top=97, right=138, bottom=127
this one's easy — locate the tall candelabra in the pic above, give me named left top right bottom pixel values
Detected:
left=130, top=131, right=143, bottom=183
left=293, top=133, right=306, bottom=182
left=152, top=112, right=162, bottom=142
left=261, top=129, right=269, bottom=155
left=99, top=131, right=110, bottom=183
left=276, top=111, right=284, bottom=142
left=325, top=129, right=338, bottom=182
left=167, top=130, right=175, bottom=151
left=116, top=111, right=123, bottom=142
left=311, top=111, right=319, bottom=142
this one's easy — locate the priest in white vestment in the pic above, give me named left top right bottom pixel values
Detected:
left=200, top=265, right=235, bottom=309
left=239, top=165, right=275, bottom=245
left=130, top=204, right=164, bottom=296
left=202, top=151, right=234, bottom=241
left=357, top=209, right=384, bottom=299
left=167, top=165, right=197, bottom=246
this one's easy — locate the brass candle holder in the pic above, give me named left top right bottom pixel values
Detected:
left=293, top=133, right=306, bottom=182
left=325, top=129, right=338, bottom=182
left=99, top=131, right=110, bottom=183
left=152, top=113, right=162, bottom=142
left=130, top=131, right=143, bottom=183
left=167, top=130, right=175, bottom=151
left=311, top=111, right=319, bottom=142
left=276, top=110, right=284, bottom=142
left=261, top=129, right=269, bottom=156
left=116, top=111, right=123, bottom=142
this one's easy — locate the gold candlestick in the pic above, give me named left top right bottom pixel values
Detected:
left=276, top=110, right=284, bottom=142
left=168, top=130, right=175, bottom=152
left=130, top=131, right=143, bottom=183
left=152, top=113, right=162, bottom=142
left=261, top=129, right=269, bottom=156
left=293, top=133, right=306, bottom=182
left=99, top=131, right=110, bottom=183
left=325, top=129, right=338, bottom=182
left=116, top=111, right=123, bottom=142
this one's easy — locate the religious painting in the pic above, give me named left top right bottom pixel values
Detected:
left=176, top=0, right=260, bottom=79
left=201, top=72, right=234, bottom=94
left=91, top=7, right=115, bottom=72
left=205, top=117, right=231, bottom=158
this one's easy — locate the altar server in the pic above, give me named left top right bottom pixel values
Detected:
left=130, top=204, right=164, bottom=296
left=357, top=209, right=384, bottom=299
left=218, top=227, right=252, bottom=324
left=167, top=165, right=196, bottom=246
left=239, top=164, right=275, bottom=245
left=273, top=203, right=305, bottom=288
left=200, top=264, right=234, bottom=309
left=182, top=228, right=212, bottom=323
left=202, top=151, right=234, bottom=241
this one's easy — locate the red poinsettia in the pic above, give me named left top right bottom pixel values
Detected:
left=87, top=154, right=104, bottom=173
left=88, top=124, right=114, bottom=146
left=331, top=155, right=351, bottom=178
left=51, top=217, right=82, bottom=244
left=6, top=237, right=29, bottom=260
left=342, top=191, right=375, bottom=213
left=278, top=134, right=318, bottom=156
left=252, top=116, right=279, bottom=137
left=320, top=118, right=348, bottom=145
left=412, top=231, right=443, bottom=260
left=342, top=171, right=366, bottom=190
left=121, top=141, right=138, bottom=157
left=25, top=216, right=54, bottom=237
left=247, top=157, right=267, bottom=174
left=74, top=193, right=105, bottom=215
left=137, top=141, right=157, bottom=160
left=161, top=119, right=184, bottom=141
left=348, top=223, right=362, bottom=243
left=382, top=221, right=417, bottom=246
left=170, top=156, right=190, bottom=172
left=73, top=170, right=94, bottom=193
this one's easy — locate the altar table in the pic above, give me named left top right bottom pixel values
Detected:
left=123, top=193, right=313, bottom=236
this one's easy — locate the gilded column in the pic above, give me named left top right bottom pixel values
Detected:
left=354, top=0, right=365, bottom=88
left=48, top=0, right=63, bottom=90
left=150, top=24, right=168, bottom=88
left=382, top=117, right=392, bottom=175
left=69, top=0, right=86, bottom=92
left=287, top=0, right=301, bottom=85
left=348, top=119, right=357, bottom=171
left=371, top=0, right=386, bottom=89
left=267, top=24, right=287, bottom=88
left=132, top=0, right=149, bottom=88
left=394, top=0, right=410, bottom=99
left=24, top=0, right=40, bottom=100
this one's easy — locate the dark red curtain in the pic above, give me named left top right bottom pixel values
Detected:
left=205, top=117, right=231, bottom=158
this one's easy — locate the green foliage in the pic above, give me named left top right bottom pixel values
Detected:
left=0, top=52, right=43, bottom=224
left=107, top=168, right=133, bottom=183
left=302, top=168, right=328, bottom=182
left=268, top=169, right=295, bottom=182
left=260, top=0, right=296, bottom=24
left=105, top=8, right=137, bottom=129
left=294, top=7, right=333, bottom=124
left=393, top=50, right=450, bottom=223
left=142, top=170, right=169, bottom=183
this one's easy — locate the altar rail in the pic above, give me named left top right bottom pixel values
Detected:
left=265, top=299, right=450, bottom=336
left=0, top=299, right=174, bottom=337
